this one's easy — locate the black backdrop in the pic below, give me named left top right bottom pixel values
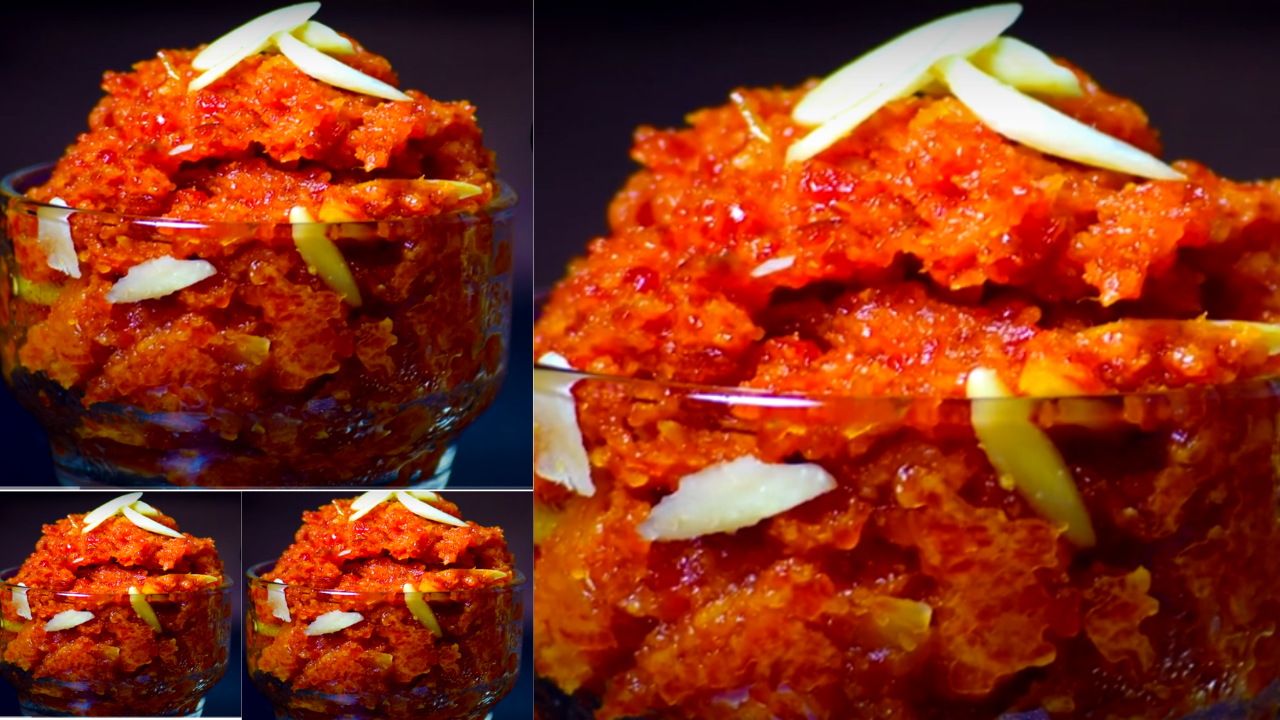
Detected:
left=534, top=0, right=1280, bottom=287
left=0, top=0, right=533, bottom=487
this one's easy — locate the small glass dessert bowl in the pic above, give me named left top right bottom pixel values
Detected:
left=0, top=567, right=233, bottom=718
left=246, top=561, right=524, bottom=720
left=0, top=164, right=516, bottom=487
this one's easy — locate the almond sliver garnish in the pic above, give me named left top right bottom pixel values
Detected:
left=290, top=205, right=363, bottom=307
left=304, top=610, right=363, bottom=636
left=121, top=506, right=184, bottom=539
left=792, top=3, right=1022, bottom=126
left=191, top=2, right=319, bottom=71
left=267, top=583, right=291, bottom=622
left=637, top=455, right=837, bottom=542
left=36, top=198, right=80, bottom=279
left=81, top=493, right=144, bottom=534
left=752, top=256, right=795, bottom=278
left=935, top=55, right=1183, bottom=180
left=394, top=491, right=468, bottom=527
left=534, top=353, right=594, bottom=496
left=404, top=583, right=443, bottom=637
left=1209, top=320, right=1280, bottom=354
left=424, top=179, right=483, bottom=199
left=128, top=587, right=163, bottom=632
left=967, top=367, right=1096, bottom=547
left=348, top=490, right=393, bottom=522
left=275, top=31, right=411, bottom=101
left=291, top=20, right=354, bottom=54
left=130, top=500, right=160, bottom=517
left=13, top=584, right=31, bottom=620
left=105, top=256, right=217, bottom=304
left=787, top=60, right=935, bottom=165
left=971, top=36, right=1081, bottom=97
left=44, top=610, right=95, bottom=632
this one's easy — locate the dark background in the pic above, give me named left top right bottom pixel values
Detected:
left=0, top=491, right=242, bottom=717
left=240, top=490, right=532, bottom=720
left=0, top=0, right=532, bottom=487
left=535, top=0, right=1280, bottom=287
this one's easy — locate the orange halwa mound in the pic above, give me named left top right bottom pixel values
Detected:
left=534, top=53, right=1280, bottom=720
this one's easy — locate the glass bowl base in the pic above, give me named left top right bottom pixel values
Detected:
left=52, top=441, right=456, bottom=489
left=18, top=692, right=205, bottom=718
left=534, top=677, right=1280, bottom=720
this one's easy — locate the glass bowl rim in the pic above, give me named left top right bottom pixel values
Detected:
left=1, top=565, right=233, bottom=597
left=534, top=362, right=1280, bottom=404
left=245, top=560, right=526, bottom=595
left=533, top=290, right=1280, bottom=402
left=2, top=162, right=517, bottom=227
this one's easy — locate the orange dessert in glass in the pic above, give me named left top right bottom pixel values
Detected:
left=0, top=493, right=231, bottom=717
left=0, top=4, right=515, bottom=486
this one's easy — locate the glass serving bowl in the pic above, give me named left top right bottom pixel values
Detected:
left=0, top=163, right=516, bottom=487
left=246, top=561, right=524, bottom=720
left=532, top=365, right=1280, bottom=720
left=0, top=566, right=232, bottom=717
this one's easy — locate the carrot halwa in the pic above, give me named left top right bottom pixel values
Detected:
left=533, top=6, right=1280, bottom=719
left=0, top=494, right=230, bottom=717
left=0, top=5, right=513, bottom=486
left=247, top=492, right=522, bottom=719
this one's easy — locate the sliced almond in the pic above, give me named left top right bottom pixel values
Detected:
left=128, top=587, right=163, bottom=632
left=971, top=36, right=1081, bottom=97
left=350, top=489, right=394, bottom=512
left=424, top=179, right=483, bottom=199
left=751, top=256, right=795, bottom=278
left=1209, top=320, right=1280, bottom=354
left=36, top=198, right=80, bottom=279
left=130, top=500, right=160, bottom=517
left=304, top=610, right=363, bottom=636
left=121, top=506, right=184, bottom=539
left=533, top=502, right=561, bottom=546
left=470, top=569, right=508, bottom=583
left=44, top=610, right=94, bottom=632
left=95, top=644, right=121, bottom=662
left=292, top=20, right=354, bottom=55
left=787, top=61, right=935, bottom=165
left=290, top=205, right=363, bottom=307
left=394, top=491, right=468, bottom=527
left=534, top=353, right=594, bottom=496
left=168, top=143, right=195, bottom=156
left=253, top=619, right=283, bottom=637
left=348, top=490, right=392, bottom=522
left=935, top=55, right=1182, bottom=180
left=13, top=584, right=31, bottom=620
left=105, top=256, right=217, bottom=304
left=403, top=584, right=443, bottom=637
left=267, top=583, right=291, bottom=622
left=404, top=490, right=441, bottom=502
left=192, top=3, right=320, bottom=71
left=275, top=31, right=411, bottom=102
left=13, top=275, right=63, bottom=305
left=637, top=455, right=837, bottom=542
left=81, top=493, right=144, bottom=534
left=792, top=3, right=1022, bottom=126
left=967, top=367, right=1096, bottom=547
